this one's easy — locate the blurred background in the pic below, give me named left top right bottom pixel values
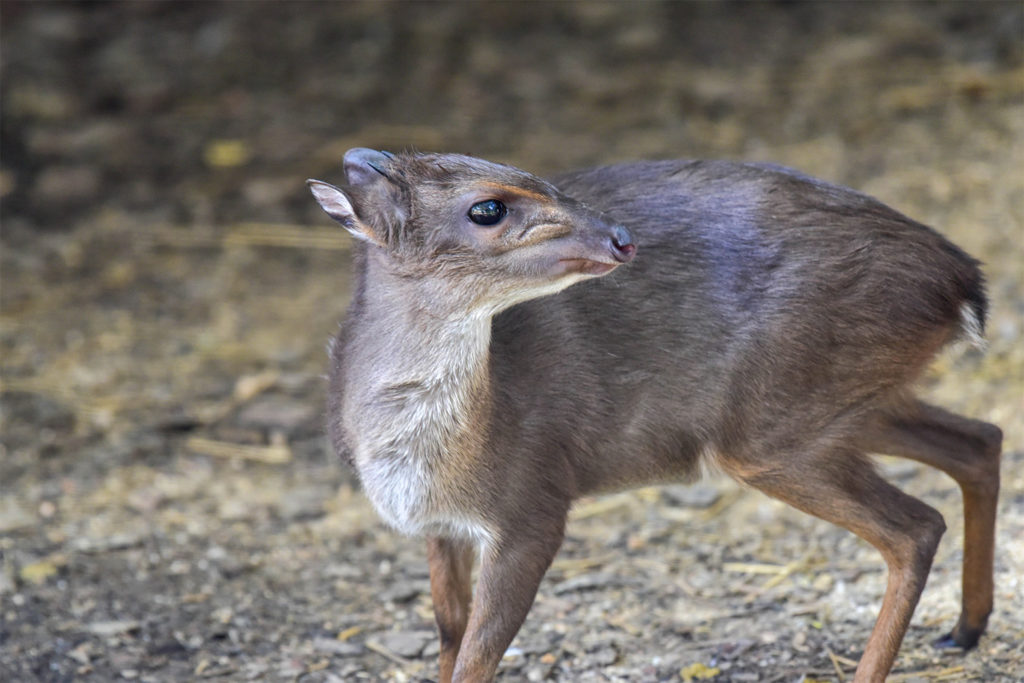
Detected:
left=2, top=2, right=1022, bottom=681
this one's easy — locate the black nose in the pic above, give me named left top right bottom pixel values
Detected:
left=610, top=225, right=636, bottom=263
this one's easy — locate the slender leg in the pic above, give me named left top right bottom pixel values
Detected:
left=856, top=400, right=1002, bottom=648
left=427, top=537, right=476, bottom=683
left=451, top=515, right=567, bottom=682
left=723, top=447, right=947, bottom=683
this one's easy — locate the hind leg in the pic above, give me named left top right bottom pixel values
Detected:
left=723, top=445, right=946, bottom=682
left=856, top=399, right=1002, bottom=648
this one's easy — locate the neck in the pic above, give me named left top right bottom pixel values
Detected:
left=345, top=251, right=494, bottom=468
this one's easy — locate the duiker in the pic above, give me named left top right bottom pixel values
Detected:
left=308, top=149, right=1001, bottom=682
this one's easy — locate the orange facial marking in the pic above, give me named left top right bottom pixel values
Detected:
left=477, top=181, right=552, bottom=204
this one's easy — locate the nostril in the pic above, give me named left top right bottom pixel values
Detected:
left=611, top=225, right=633, bottom=249
left=610, top=226, right=636, bottom=262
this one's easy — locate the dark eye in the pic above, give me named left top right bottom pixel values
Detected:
left=468, top=200, right=507, bottom=226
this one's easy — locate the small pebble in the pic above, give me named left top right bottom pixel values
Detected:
left=378, top=631, right=433, bottom=659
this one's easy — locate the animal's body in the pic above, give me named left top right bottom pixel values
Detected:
left=308, top=149, right=1002, bottom=682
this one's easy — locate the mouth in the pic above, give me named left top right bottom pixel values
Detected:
left=557, top=258, right=619, bottom=276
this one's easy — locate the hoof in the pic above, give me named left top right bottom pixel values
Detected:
left=933, top=626, right=982, bottom=651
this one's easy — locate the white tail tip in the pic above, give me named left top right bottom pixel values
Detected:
left=959, top=301, right=987, bottom=350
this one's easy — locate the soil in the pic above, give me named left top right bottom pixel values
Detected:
left=2, top=2, right=1022, bottom=682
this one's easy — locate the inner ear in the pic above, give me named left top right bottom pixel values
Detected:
left=307, top=179, right=385, bottom=247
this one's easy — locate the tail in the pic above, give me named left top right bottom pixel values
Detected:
left=953, top=251, right=988, bottom=350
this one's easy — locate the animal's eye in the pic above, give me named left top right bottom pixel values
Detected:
left=468, top=200, right=507, bottom=226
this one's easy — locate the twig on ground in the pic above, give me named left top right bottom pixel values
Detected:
left=826, top=646, right=848, bottom=681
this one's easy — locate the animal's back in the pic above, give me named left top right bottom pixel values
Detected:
left=554, top=159, right=985, bottom=337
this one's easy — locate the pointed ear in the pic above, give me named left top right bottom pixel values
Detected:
left=306, top=179, right=385, bottom=247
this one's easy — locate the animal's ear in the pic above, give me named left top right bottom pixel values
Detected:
left=306, top=179, right=385, bottom=247
left=340, top=148, right=408, bottom=244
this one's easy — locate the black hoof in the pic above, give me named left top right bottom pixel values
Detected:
left=933, top=626, right=982, bottom=651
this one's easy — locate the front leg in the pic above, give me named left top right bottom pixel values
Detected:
left=451, top=513, right=567, bottom=682
left=428, top=537, right=476, bottom=683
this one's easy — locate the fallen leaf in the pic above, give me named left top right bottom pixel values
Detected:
left=19, top=561, right=58, bottom=585
left=203, top=139, right=251, bottom=168
left=337, top=625, right=362, bottom=641
left=306, top=658, right=329, bottom=672
left=233, top=371, right=279, bottom=401
left=680, top=662, right=721, bottom=681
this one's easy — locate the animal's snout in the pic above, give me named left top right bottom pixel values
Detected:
left=610, top=225, right=636, bottom=263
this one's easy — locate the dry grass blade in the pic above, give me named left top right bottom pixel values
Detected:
left=186, top=436, right=292, bottom=464
left=144, top=223, right=351, bottom=250
left=785, top=600, right=828, bottom=617
left=570, top=492, right=637, bottom=520
left=830, top=653, right=860, bottom=668
left=698, top=487, right=742, bottom=520
left=225, top=223, right=350, bottom=249
left=364, top=639, right=413, bottom=666
left=826, top=646, right=848, bottom=681
left=550, top=555, right=615, bottom=573
left=888, top=665, right=966, bottom=681
left=739, top=556, right=819, bottom=603
left=142, top=226, right=223, bottom=248
left=722, top=562, right=794, bottom=575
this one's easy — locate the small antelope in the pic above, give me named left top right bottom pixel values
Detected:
left=308, top=148, right=1001, bottom=682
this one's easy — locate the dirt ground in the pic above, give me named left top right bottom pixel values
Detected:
left=2, top=2, right=1023, bottom=681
